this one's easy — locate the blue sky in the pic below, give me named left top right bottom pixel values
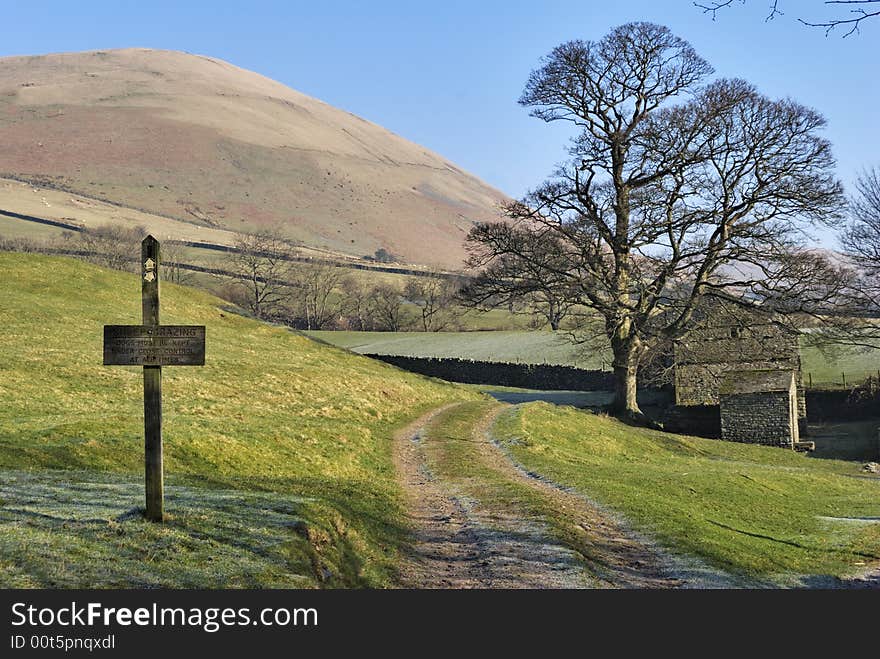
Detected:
left=2, top=1, right=877, bottom=238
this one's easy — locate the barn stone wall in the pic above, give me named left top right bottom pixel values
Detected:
left=720, top=391, right=796, bottom=447
left=719, top=370, right=799, bottom=448
left=662, top=404, right=721, bottom=437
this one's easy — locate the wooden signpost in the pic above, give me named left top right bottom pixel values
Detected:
left=103, top=236, right=205, bottom=522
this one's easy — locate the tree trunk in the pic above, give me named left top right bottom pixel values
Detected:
left=608, top=324, right=644, bottom=421
left=611, top=353, right=640, bottom=418
left=608, top=333, right=663, bottom=428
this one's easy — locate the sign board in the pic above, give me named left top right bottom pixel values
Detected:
left=103, top=325, right=206, bottom=366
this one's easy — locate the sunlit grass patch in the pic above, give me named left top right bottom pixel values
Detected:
left=494, top=402, right=880, bottom=582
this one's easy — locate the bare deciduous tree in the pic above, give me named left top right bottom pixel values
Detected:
left=462, top=230, right=578, bottom=331
left=369, top=283, right=405, bottom=331
left=292, top=263, right=343, bottom=330
left=373, top=248, right=396, bottom=263
left=160, top=240, right=195, bottom=285
left=405, top=274, right=459, bottom=331
left=463, top=23, right=847, bottom=422
left=842, top=167, right=880, bottom=274
left=0, top=235, right=45, bottom=253
left=78, top=224, right=146, bottom=272
left=836, top=166, right=880, bottom=335
left=524, top=291, right=579, bottom=330
left=229, top=228, right=296, bottom=320
left=340, top=276, right=375, bottom=330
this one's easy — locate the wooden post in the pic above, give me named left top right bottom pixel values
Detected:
left=142, top=236, right=163, bottom=522
left=103, top=236, right=204, bottom=522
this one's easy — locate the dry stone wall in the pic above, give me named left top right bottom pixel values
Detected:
left=364, top=354, right=615, bottom=391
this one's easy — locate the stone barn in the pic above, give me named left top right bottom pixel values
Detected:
left=719, top=370, right=799, bottom=448
left=671, top=298, right=807, bottom=437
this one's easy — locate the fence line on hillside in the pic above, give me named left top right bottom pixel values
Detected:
left=0, top=207, right=458, bottom=279
left=804, top=370, right=879, bottom=390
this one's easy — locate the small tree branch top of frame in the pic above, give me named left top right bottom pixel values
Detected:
left=695, top=1, right=880, bottom=37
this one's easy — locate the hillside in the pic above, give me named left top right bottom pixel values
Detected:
left=0, top=252, right=477, bottom=587
left=0, top=49, right=508, bottom=268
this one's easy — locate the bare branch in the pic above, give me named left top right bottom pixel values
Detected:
left=695, top=0, right=880, bottom=36
left=228, top=227, right=298, bottom=320
left=800, top=1, right=880, bottom=36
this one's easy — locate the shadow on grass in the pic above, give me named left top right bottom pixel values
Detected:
left=707, top=519, right=880, bottom=561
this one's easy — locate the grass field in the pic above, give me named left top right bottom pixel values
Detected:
left=0, top=251, right=479, bottom=588
left=800, top=343, right=880, bottom=388
left=493, top=403, right=880, bottom=583
left=0, top=214, right=68, bottom=241
left=306, top=330, right=611, bottom=368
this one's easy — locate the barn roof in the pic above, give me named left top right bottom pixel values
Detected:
left=719, top=369, right=796, bottom=396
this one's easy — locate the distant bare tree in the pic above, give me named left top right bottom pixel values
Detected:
left=292, top=263, right=343, bottom=329
left=340, top=276, right=374, bottom=330
left=837, top=166, right=880, bottom=326
left=524, top=291, right=579, bottom=331
left=59, top=230, right=77, bottom=244
left=373, top=248, right=396, bottom=263
left=462, top=231, right=577, bottom=331
left=160, top=241, right=195, bottom=285
left=842, top=167, right=880, bottom=273
left=78, top=224, right=146, bottom=272
left=229, top=228, right=296, bottom=320
left=369, top=283, right=405, bottom=331
left=405, top=274, right=459, bottom=331
left=696, top=1, right=880, bottom=36
left=0, top=235, right=44, bottom=253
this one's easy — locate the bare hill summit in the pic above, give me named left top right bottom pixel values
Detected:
left=0, top=48, right=508, bottom=268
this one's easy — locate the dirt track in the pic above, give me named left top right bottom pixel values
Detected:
left=392, top=402, right=743, bottom=589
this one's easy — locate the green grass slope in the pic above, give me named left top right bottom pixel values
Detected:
left=0, top=252, right=477, bottom=588
left=494, top=403, right=880, bottom=583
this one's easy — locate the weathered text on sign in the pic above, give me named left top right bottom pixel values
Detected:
left=103, top=325, right=206, bottom=366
